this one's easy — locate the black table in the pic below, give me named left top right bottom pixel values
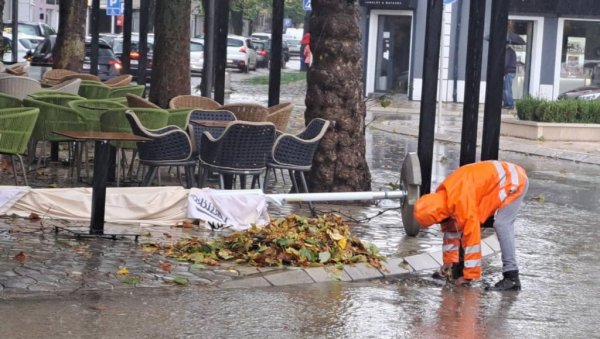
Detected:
left=53, top=131, right=149, bottom=237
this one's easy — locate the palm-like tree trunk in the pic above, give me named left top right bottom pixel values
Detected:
left=306, top=0, right=371, bottom=192
left=149, top=0, right=191, bottom=107
left=54, top=0, right=87, bottom=71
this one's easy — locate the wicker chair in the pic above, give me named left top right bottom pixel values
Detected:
left=187, top=109, right=237, bottom=154
left=266, top=102, right=293, bottom=132
left=62, top=73, right=102, bottom=82
left=218, top=103, right=269, bottom=122
left=198, top=121, right=276, bottom=190
left=265, top=118, right=330, bottom=213
left=108, top=85, right=145, bottom=99
left=46, top=78, right=82, bottom=95
left=169, top=95, right=221, bottom=110
left=0, top=76, right=42, bottom=100
left=101, top=108, right=169, bottom=185
left=41, top=69, right=78, bottom=86
left=0, top=107, right=39, bottom=185
left=126, top=94, right=161, bottom=109
left=0, top=92, right=23, bottom=108
left=68, top=99, right=127, bottom=131
left=5, top=63, right=29, bottom=76
left=103, top=74, right=133, bottom=88
left=27, top=92, right=84, bottom=107
left=78, top=80, right=110, bottom=99
left=125, top=111, right=196, bottom=188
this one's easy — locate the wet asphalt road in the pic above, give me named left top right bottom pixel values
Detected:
left=2, top=60, right=599, bottom=338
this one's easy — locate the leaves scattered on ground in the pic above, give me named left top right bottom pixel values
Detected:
left=145, top=214, right=384, bottom=269
left=530, top=194, right=545, bottom=202
left=14, top=251, right=28, bottom=263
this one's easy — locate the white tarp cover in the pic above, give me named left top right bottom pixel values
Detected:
left=3, top=186, right=189, bottom=225
left=187, top=188, right=270, bottom=230
left=0, top=186, right=30, bottom=215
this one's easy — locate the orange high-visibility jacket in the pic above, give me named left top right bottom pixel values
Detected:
left=414, top=160, right=528, bottom=280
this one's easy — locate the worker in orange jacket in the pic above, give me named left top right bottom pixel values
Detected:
left=414, top=160, right=529, bottom=291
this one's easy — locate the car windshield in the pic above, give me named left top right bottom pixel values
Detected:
left=85, top=45, right=116, bottom=58
left=286, top=39, right=300, bottom=46
left=190, top=41, right=203, bottom=52
left=227, top=38, right=243, bottom=48
left=112, top=40, right=154, bottom=55
left=17, top=24, right=38, bottom=36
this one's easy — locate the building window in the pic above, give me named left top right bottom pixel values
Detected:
left=559, top=20, right=600, bottom=95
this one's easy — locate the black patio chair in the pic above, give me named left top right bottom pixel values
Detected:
left=265, top=118, right=330, bottom=214
left=198, top=121, right=276, bottom=190
left=125, top=111, right=196, bottom=188
left=187, top=109, right=237, bottom=155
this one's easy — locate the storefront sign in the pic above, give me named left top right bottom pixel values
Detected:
left=510, top=0, right=600, bottom=16
left=359, top=0, right=417, bottom=10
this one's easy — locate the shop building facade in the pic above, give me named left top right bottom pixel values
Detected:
left=359, top=0, right=600, bottom=102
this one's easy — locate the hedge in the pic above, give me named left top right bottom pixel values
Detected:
left=516, top=97, right=600, bottom=123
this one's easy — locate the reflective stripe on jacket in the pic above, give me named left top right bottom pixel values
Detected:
left=414, top=161, right=528, bottom=279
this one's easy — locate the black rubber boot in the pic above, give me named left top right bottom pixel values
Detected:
left=487, top=270, right=521, bottom=291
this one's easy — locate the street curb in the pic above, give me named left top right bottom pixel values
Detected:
left=215, top=234, right=501, bottom=289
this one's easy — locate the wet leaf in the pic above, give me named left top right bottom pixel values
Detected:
left=122, top=276, right=140, bottom=285
left=14, top=251, right=27, bottom=263
left=159, top=261, right=172, bottom=272
left=1, top=159, right=11, bottom=171
left=48, top=183, right=58, bottom=188
left=319, top=251, right=331, bottom=264
left=141, top=230, right=152, bottom=237
left=89, top=304, right=108, bottom=311
left=28, top=212, right=40, bottom=220
left=530, top=194, right=545, bottom=202
left=163, top=233, right=172, bottom=239
left=559, top=169, right=568, bottom=176
left=116, top=266, right=129, bottom=276
left=337, top=237, right=348, bottom=250
left=173, top=276, right=189, bottom=285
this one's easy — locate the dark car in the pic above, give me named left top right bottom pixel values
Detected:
left=251, top=39, right=290, bottom=69
left=30, top=36, right=122, bottom=80
left=109, top=35, right=154, bottom=81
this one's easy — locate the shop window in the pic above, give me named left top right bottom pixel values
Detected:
left=559, top=20, right=600, bottom=95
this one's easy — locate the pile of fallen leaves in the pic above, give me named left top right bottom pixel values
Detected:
left=146, top=214, right=384, bottom=269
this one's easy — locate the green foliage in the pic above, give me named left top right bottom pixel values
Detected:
left=515, top=96, right=600, bottom=123
left=242, top=71, right=306, bottom=85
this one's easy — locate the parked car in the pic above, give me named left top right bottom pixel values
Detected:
left=2, top=32, right=44, bottom=62
left=558, top=85, right=600, bottom=100
left=286, top=38, right=301, bottom=57
left=251, top=39, right=289, bottom=69
left=226, top=35, right=257, bottom=72
left=29, top=36, right=122, bottom=80
left=251, top=32, right=271, bottom=41
left=109, top=35, right=154, bottom=81
left=190, top=38, right=204, bottom=75
left=4, top=21, right=56, bottom=38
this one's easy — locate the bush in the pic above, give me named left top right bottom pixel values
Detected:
left=515, top=97, right=600, bottom=123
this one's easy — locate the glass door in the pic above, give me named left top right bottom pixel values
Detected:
left=508, top=20, right=534, bottom=100
left=374, top=15, right=412, bottom=93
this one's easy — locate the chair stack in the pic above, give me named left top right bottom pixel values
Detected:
left=218, top=103, right=269, bottom=122
left=0, top=107, right=39, bottom=185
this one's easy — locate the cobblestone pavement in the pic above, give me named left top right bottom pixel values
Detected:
left=1, top=63, right=598, bottom=299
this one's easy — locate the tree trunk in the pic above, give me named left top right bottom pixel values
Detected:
left=0, top=0, right=4, bottom=59
left=54, top=0, right=87, bottom=71
left=306, top=0, right=371, bottom=192
left=149, top=0, right=191, bottom=107
left=231, top=9, right=244, bottom=35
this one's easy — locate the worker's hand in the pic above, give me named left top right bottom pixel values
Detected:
left=454, top=276, right=471, bottom=286
left=440, top=218, right=458, bottom=232
left=439, top=263, right=453, bottom=278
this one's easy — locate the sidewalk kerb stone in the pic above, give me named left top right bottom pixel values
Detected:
left=263, top=269, right=315, bottom=286
left=219, top=276, right=272, bottom=289
left=343, top=262, right=384, bottom=281
left=428, top=251, right=444, bottom=266
left=379, top=257, right=410, bottom=277
left=303, top=267, right=352, bottom=282
left=483, top=234, right=501, bottom=252
left=404, top=253, right=439, bottom=271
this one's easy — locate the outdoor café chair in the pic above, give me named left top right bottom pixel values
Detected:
left=27, top=91, right=84, bottom=107
left=197, top=121, right=276, bottom=190
left=78, top=80, right=110, bottom=99
left=108, top=85, right=145, bottom=99
left=125, top=111, right=196, bottom=188
left=0, top=92, right=22, bottom=108
left=169, top=95, right=221, bottom=110
left=103, top=74, right=133, bottom=88
left=266, top=102, right=293, bottom=132
left=187, top=109, right=237, bottom=154
left=0, top=76, right=42, bottom=100
left=0, top=107, right=39, bottom=186
left=218, top=103, right=269, bottom=122
left=46, top=78, right=82, bottom=95
left=41, top=69, right=78, bottom=87
left=265, top=118, right=330, bottom=214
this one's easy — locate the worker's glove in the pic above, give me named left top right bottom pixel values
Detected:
left=453, top=276, right=472, bottom=287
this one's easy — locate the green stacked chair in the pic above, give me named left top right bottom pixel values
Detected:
left=0, top=107, right=39, bottom=185
left=108, top=85, right=145, bottom=99
left=68, top=99, right=127, bottom=132
left=100, top=108, right=169, bottom=185
left=27, top=91, right=84, bottom=107
left=166, top=108, right=193, bottom=130
left=22, top=97, right=88, bottom=177
left=78, top=80, right=110, bottom=99
left=0, top=92, right=23, bottom=108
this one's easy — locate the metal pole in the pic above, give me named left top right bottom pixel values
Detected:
left=90, top=0, right=100, bottom=75
left=459, top=0, right=486, bottom=166
left=201, top=0, right=216, bottom=98
left=122, top=0, right=133, bottom=75
left=268, top=0, right=284, bottom=107
left=214, top=0, right=230, bottom=104
left=11, top=0, right=17, bottom=63
left=481, top=0, right=509, bottom=161
left=138, top=0, right=149, bottom=88
left=417, top=0, right=444, bottom=195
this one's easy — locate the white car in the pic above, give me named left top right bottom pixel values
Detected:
left=2, top=32, right=44, bottom=63
left=226, top=35, right=257, bottom=72
left=190, top=38, right=204, bottom=75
